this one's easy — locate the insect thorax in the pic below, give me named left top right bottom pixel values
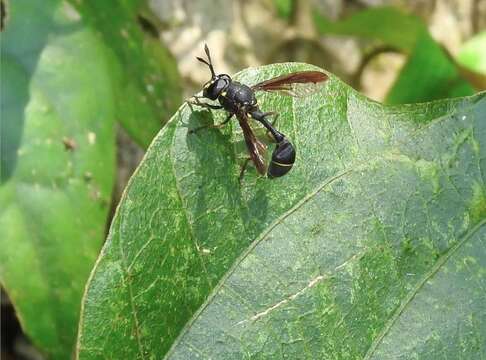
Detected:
left=218, top=82, right=257, bottom=113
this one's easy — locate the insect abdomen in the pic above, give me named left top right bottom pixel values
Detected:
left=268, top=138, right=296, bottom=178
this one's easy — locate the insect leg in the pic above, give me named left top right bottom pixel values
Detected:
left=218, top=112, right=234, bottom=127
left=189, top=113, right=234, bottom=134
left=260, top=112, right=280, bottom=142
left=239, top=158, right=252, bottom=184
left=187, top=96, right=223, bottom=110
left=270, top=113, right=279, bottom=127
left=256, top=111, right=279, bottom=126
left=249, top=110, right=285, bottom=143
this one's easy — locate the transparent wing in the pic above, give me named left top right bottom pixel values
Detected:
left=236, top=111, right=267, bottom=175
left=251, top=71, right=328, bottom=98
left=275, top=81, right=326, bottom=98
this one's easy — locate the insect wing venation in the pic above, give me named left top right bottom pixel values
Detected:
left=251, top=70, right=328, bottom=97
left=236, top=111, right=267, bottom=175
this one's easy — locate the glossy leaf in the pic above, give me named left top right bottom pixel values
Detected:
left=76, top=63, right=486, bottom=359
left=67, top=0, right=182, bottom=148
left=0, top=1, right=116, bottom=358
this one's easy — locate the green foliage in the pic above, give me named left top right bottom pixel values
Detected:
left=67, top=0, right=182, bottom=148
left=386, top=33, right=474, bottom=104
left=76, top=63, right=486, bottom=359
left=274, top=0, right=293, bottom=20
left=457, top=31, right=486, bottom=75
left=314, top=6, right=474, bottom=104
left=314, top=6, right=425, bottom=52
left=0, top=1, right=116, bottom=358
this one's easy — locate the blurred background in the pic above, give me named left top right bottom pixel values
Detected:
left=1, top=0, right=485, bottom=358
left=158, top=0, right=484, bottom=98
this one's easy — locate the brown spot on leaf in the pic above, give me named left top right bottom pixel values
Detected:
left=1, top=0, right=8, bottom=31
left=62, top=137, right=77, bottom=151
left=89, top=186, right=101, bottom=201
left=83, top=171, right=93, bottom=182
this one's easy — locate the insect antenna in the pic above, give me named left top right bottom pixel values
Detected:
left=196, top=43, right=216, bottom=79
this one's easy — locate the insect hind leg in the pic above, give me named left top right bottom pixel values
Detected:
left=238, top=158, right=252, bottom=184
left=249, top=110, right=284, bottom=143
left=269, top=112, right=279, bottom=127
left=264, top=112, right=280, bottom=141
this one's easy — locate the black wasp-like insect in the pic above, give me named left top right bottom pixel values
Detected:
left=188, top=44, right=328, bottom=179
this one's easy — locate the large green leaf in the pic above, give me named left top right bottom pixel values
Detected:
left=0, top=1, right=116, bottom=358
left=76, top=63, right=486, bottom=358
left=68, top=0, right=182, bottom=148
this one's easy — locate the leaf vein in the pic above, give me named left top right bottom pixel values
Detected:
left=363, top=217, right=486, bottom=360
left=169, top=128, right=213, bottom=290
left=117, top=218, right=146, bottom=359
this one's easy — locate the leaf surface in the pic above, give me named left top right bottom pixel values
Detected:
left=0, top=1, right=116, bottom=357
left=77, top=63, right=486, bottom=359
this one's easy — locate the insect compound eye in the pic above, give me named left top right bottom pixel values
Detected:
left=268, top=139, right=296, bottom=178
left=219, top=74, right=231, bottom=82
left=203, top=77, right=228, bottom=100
left=202, top=81, right=216, bottom=99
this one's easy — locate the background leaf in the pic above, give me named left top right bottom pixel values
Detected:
left=274, top=0, right=293, bottom=20
left=457, top=31, right=486, bottom=75
left=386, top=33, right=474, bottom=104
left=0, top=1, right=116, bottom=358
left=314, top=6, right=426, bottom=52
left=76, top=63, right=486, bottom=359
left=67, top=0, right=182, bottom=148
left=314, top=6, right=475, bottom=103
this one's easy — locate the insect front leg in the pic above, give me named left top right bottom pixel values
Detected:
left=187, top=96, right=223, bottom=110
left=189, top=112, right=234, bottom=134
